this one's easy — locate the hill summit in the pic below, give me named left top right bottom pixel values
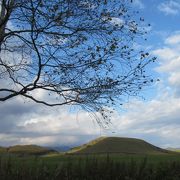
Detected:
left=69, top=137, right=169, bottom=155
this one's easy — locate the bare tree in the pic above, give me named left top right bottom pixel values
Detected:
left=0, top=0, right=156, bottom=120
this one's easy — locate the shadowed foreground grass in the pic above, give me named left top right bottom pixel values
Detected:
left=0, top=154, right=180, bottom=180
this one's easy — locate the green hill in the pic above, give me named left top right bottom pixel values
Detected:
left=8, top=145, right=56, bottom=155
left=0, top=147, right=7, bottom=153
left=0, top=145, right=56, bottom=156
left=68, top=137, right=170, bottom=155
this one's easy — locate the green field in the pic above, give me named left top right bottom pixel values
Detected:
left=44, top=152, right=180, bottom=163
left=0, top=153, right=180, bottom=180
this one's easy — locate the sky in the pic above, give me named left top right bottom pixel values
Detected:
left=0, top=0, right=180, bottom=148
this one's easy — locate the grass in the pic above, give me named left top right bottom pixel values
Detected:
left=0, top=153, right=180, bottom=180
left=43, top=152, right=180, bottom=165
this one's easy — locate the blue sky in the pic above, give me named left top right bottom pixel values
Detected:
left=0, top=0, right=180, bottom=148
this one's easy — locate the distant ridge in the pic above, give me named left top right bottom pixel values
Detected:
left=167, top=147, right=180, bottom=153
left=68, top=137, right=170, bottom=155
left=0, top=145, right=56, bottom=155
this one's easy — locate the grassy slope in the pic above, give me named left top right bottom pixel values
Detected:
left=0, top=147, right=7, bottom=153
left=69, top=137, right=170, bottom=155
left=68, top=137, right=106, bottom=153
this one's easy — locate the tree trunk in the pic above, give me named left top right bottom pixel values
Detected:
left=0, top=0, right=14, bottom=49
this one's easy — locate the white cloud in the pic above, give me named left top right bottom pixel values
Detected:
left=152, top=32, right=180, bottom=97
left=165, top=33, right=180, bottom=45
left=19, top=136, right=79, bottom=146
left=157, top=56, right=180, bottom=72
left=168, top=72, right=180, bottom=86
left=153, top=47, right=178, bottom=61
left=133, top=0, right=145, bottom=9
left=109, top=17, right=124, bottom=26
left=158, top=0, right=180, bottom=15
left=0, top=95, right=101, bottom=147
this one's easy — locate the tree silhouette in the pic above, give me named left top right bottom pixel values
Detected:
left=0, top=0, right=156, bottom=120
